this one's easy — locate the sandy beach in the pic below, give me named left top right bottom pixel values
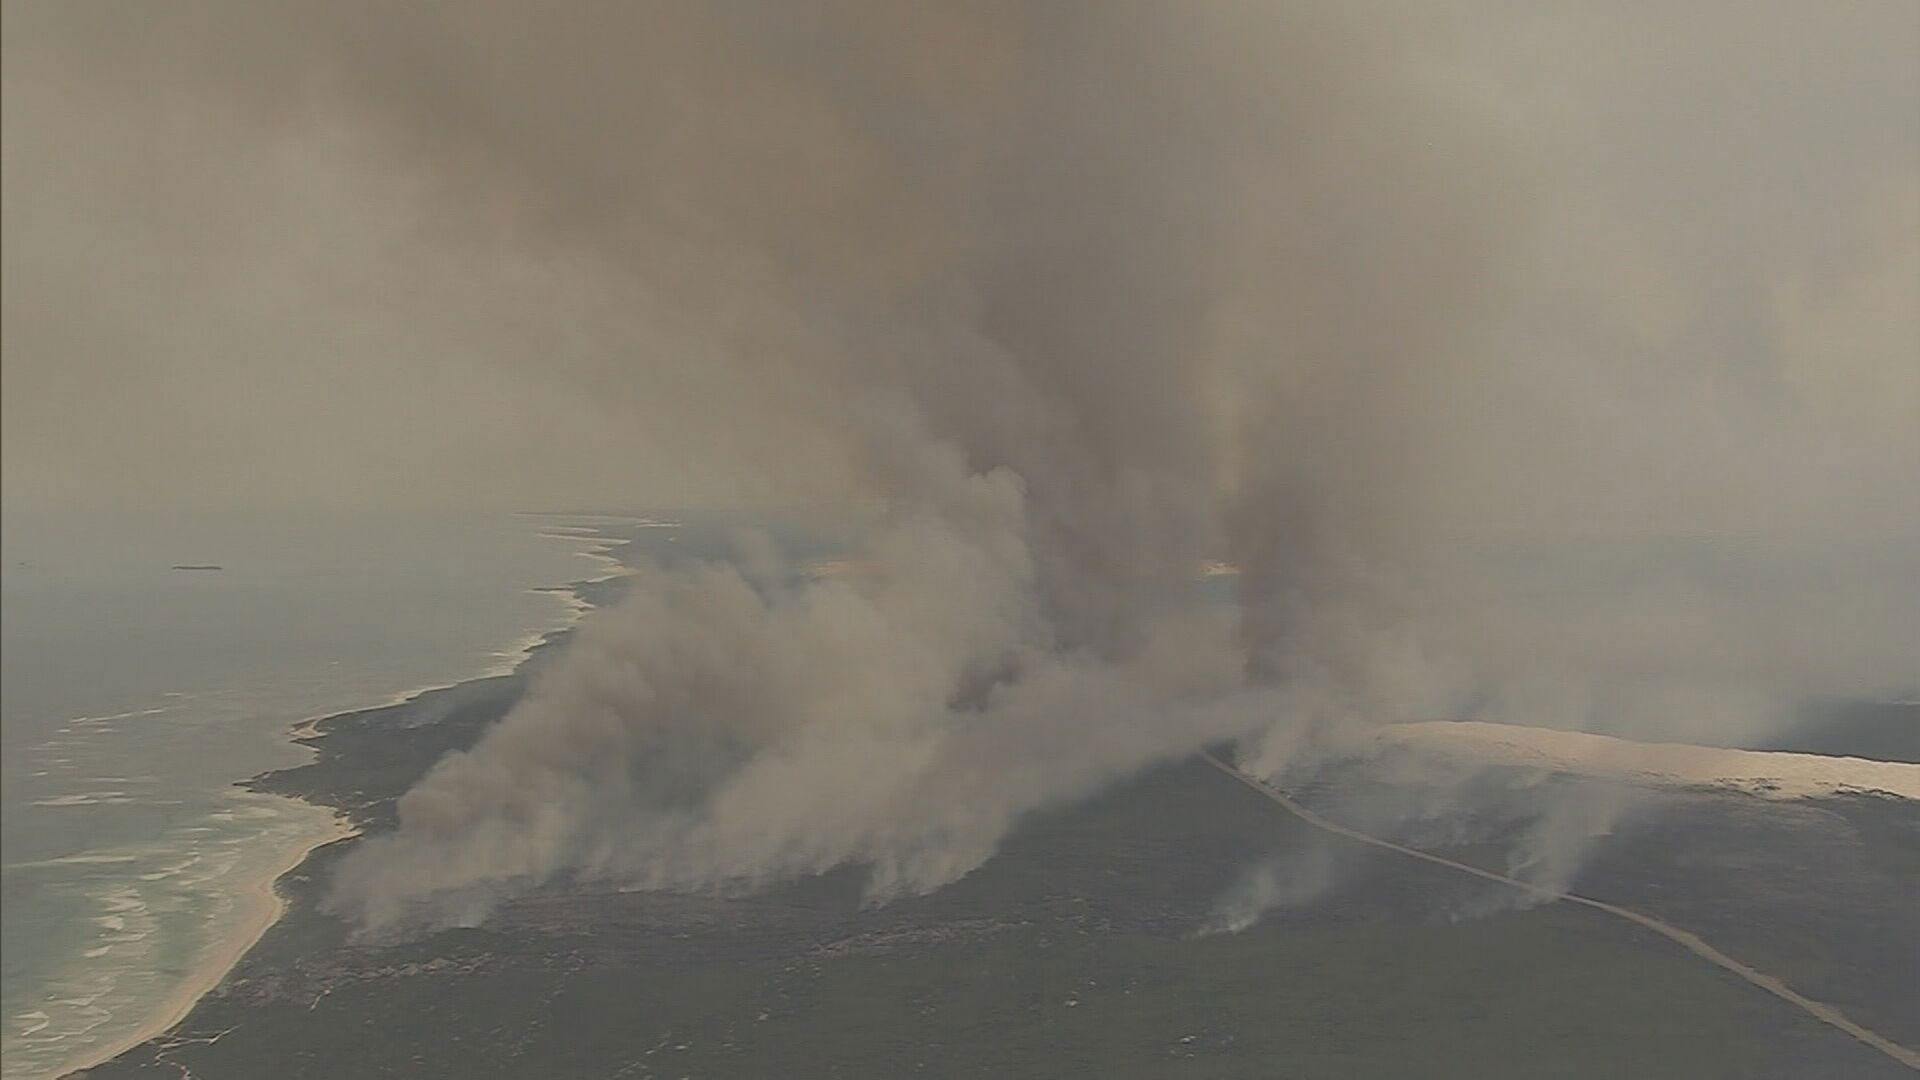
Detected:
left=56, top=811, right=358, bottom=1079
left=35, top=524, right=632, bottom=1079
left=1371, top=720, right=1920, bottom=800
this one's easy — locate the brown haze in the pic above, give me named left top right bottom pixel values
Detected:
left=4, top=2, right=1915, bottom=930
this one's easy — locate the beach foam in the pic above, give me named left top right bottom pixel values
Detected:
left=30, top=792, right=134, bottom=808
left=69, top=708, right=172, bottom=725
left=4, top=514, right=633, bottom=1079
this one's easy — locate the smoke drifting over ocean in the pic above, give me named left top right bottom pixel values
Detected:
left=6, top=2, right=1915, bottom=930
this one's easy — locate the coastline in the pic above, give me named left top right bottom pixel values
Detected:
left=40, top=515, right=1916, bottom=1078
left=51, top=523, right=636, bottom=1080
left=370, top=535, right=630, bottom=705
left=394, top=537, right=631, bottom=699
left=55, top=813, right=358, bottom=1079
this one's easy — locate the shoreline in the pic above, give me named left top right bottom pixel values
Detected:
left=1203, top=752, right=1920, bottom=1072
left=368, top=537, right=631, bottom=702
left=52, top=521, right=636, bottom=1079
left=57, top=812, right=358, bottom=1079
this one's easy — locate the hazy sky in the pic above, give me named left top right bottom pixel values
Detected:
left=17, top=1, right=1896, bottom=930
left=4, top=1, right=1915, bottom=522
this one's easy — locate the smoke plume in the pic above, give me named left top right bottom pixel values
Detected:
left=6, top=2, right=1914, bottom=930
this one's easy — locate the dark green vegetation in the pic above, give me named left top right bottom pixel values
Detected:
left=1297, top=761, right=1920, bottom=1055
left=76, top=874, right=1905, bottom=1079
left=1576, top=791, right=1920, bottom=1049
left=73, top=530, right=1920, bottom=1077
left=80, top=702, right=1911, bottom=1076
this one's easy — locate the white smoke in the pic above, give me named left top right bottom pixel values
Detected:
left=6, top=1, right=1913, bottom=931
left=1201, top=844, right=1343, bottom=936
left=334, top=404, right=1283, bottom=928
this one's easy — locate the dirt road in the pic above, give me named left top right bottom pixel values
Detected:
left=1200, top=752, right=1920, bottom=1072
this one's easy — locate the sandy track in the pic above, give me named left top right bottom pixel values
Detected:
left=1201, top=752, right=1920, bottom=1073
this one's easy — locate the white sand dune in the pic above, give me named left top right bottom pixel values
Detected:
left=1369, top=721, right=1920, bottom=800
left=1205, top=752, right=1920, bottom=1070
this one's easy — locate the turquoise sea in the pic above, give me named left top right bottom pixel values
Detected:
left=0, top=509, right=624, bottom=1079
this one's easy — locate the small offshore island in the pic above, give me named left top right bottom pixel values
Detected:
left=69, top=527, right=1919, bottom=1079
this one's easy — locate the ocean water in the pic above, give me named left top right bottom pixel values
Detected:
left=0, top=509, right=624, bottom=1079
